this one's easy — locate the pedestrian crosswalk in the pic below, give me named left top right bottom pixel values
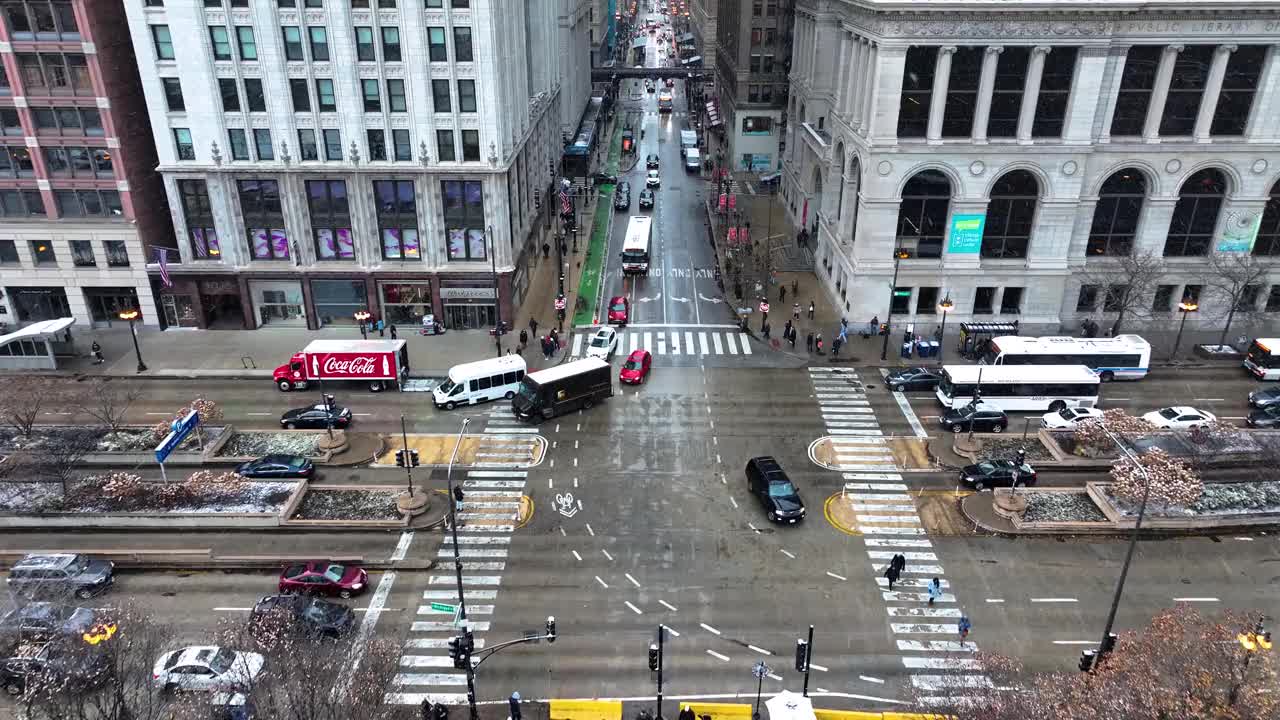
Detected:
left=808, top=367, right=991, bottom=702
left=566, top=327, right=754, bottom=360
left=386, top=407, right=530, bottom=706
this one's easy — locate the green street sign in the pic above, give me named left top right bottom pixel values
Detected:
left=893, top=290, right=912, bottom=297
left=430, top=602, right=457, bottom=613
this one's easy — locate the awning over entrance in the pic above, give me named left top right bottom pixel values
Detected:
left=706, top=99, right=723, bottom=127
left=0, top=316, right=76, bottom=370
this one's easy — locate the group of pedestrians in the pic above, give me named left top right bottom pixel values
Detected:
left=519, top=317, right=562, bottom=360
left=774, top=281, right=860, bottom=358
left=884, top=555, right=971, bottom=644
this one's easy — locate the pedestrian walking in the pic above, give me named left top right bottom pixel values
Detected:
left=832, top=336, right=842, bottom=357
left=927, top=578, right=943, bottom=606
left=452, top=485, right=465, bottom=527
left=808, top=301, right=816, bottom=319
left=90, top=341, right=104, bottom=364
left=762, top=322, right=770, bottom=340
left=883, top=562, right=901, bottom=591
left=869, top=316, right=879, bottom=335
left=891, top=553, right=907, bottom=575
left=789, top=327, right=797, bottom=348
left=541, top=336, right=551, bottom=359
left=542, top=242, right=551, bottom=259
left=958, top=612, right=972, bottom=644
left=793, top=303, right=801, bottom=320
left=779, top=284, right=787, bottom=302
left=784, top=319, right=793, bottom=338
left=806, top=332, right=814, bottom=353
left=519, top=329, right=529, bottom=351
left=509, top=692, right=522, bottom=720
left=389, top=324, right=398, bottom=340
left=529, top=317, right=539, bottom=336
left=376, top=318, right=385, bottom=337
left=816, top=333, right=824, bottom=355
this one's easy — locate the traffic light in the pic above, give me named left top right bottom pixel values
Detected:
left=395, top=449, right=420, bottom=467
left=1078, top=649, right=1096, bottom=672
left=448, top=636, right=466, bottom=669
left=794, top=639, right=809, bottom=672
left=463, top=627, right=475, bottom=655
left=648, top=642, right=659, bottom=671
left=546, top=616, right=557, bottom=643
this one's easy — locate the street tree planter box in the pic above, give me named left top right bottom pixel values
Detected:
left=209, top=429, right=338, bottom=465
left=1087, top=481, right=1280, bottom=530
left=283, top=484, right=410, bottom=529
left=1038, top=428, right=1280, bottom=470
left=0, top=425, right=229, bottom=467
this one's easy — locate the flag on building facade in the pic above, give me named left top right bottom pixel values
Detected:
left=155, top=247, right=172, bottom=288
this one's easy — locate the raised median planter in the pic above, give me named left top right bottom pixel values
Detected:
left=209, top=429, right=340, bottom=465
left=283, top=484, right=410, bottom=529
left=0, top=424, right=229, bottom=466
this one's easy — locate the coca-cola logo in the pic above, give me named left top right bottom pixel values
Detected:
left=322, top=356, right=377, bottom=375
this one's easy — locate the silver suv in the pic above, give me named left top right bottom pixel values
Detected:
left=6, top=554, right=114, bottom=600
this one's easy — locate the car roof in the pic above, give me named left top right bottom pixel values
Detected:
left=15, top=554, right=79, bottom=569
left=594, top=327, right=615, bottom=337
left=609, top=295, right=627, bottom=303
left=1161, top=406, right=1199, bottom=413
left=626, top=349, right=649, bottom=360
left=175, top=646, right=222, bottom=664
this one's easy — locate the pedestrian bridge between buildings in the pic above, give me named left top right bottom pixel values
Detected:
left=591, top=67, right=708, bottom=81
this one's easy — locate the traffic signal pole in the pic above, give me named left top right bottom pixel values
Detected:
left=400, top=414, right=414, bottom=498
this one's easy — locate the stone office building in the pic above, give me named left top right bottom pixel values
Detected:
left=786, top=0, right=1280, bottom=336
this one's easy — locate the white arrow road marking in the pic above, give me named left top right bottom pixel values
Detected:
left=698, top=293, right=722, bottom=303
left=637, top=293, right=662, bottom=303
left=670, top=296, right=690, bottom=303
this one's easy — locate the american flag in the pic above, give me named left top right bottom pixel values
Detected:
left=155, top=247, right=172, bottom=288
left=560, top=190, right=572, bottom=215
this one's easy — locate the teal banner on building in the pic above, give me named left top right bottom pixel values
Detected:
left=947, top=214, right=986, bottom=254
left=1217, top=212, right=1262, bottom=253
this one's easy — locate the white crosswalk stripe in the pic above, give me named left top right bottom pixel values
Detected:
left=563, top=328, right=758, bottom=359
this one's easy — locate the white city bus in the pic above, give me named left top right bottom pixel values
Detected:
left=620, top=216, right=653, bottom=274
left=1243, top=338, right=1280, bottom=380
left=936, top=365, right=1101, bottom=412
left=980, top=334, right=1151, bottom=381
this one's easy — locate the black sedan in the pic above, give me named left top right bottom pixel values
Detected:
left=646, top=154, right=660, bottom=169
left=1247, top=405, right=1280, bottom=428
left=639, top=189, right=655, bottom=209
left=280, top=404, right=351, bottom=430
left=0, top=603, right=96, bottom=642
left=1249, top=387, right=1280, bottom=408
left=236, top=455, right=315, bottom=479
left=940, top=403, right=1008, bottom=433
left=591, top=172, right=617, bottom=186
left=249, top=595, right=355, bottom=640
left=614, top=182, right=631, bottom=211
left=885, top=367, right=942, bottom=392
left=959, top=459, right=1037, bottom=491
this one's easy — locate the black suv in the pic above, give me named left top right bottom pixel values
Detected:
left=646, top=154, right=660, bottom=169
left=959, top=459, right=1037, bottom=490
left=0, top=603, right=96, bottom=643
left=745, top=456, right=805, bottom=524
left=940, top=402, right=1008, bottom=433
left=885, top=367, right=942, bottom=392
left=614, top=181, right=631, bottom=211
left=7, top=554, right=114, bottom=601
left=249, top=595, right=355, bottom=640
left=1, top=640, right=110, bottom=697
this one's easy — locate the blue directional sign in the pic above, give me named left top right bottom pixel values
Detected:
left=154, top=410, right=199, bottom=464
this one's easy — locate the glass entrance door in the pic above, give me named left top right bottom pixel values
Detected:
left=444, top=304, right=495, bottom=330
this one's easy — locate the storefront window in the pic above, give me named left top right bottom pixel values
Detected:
left=84, top=287, right=140, bottom=326
left=441, top=179, right=486, bottom=260
left=161, top=294, right=199, bottom=327
left=238, top=179, right=288, bottom=260
left=7, top=286, right=71, bottom=322
left=380, top=282, right=432, bottom=325
left=250, top=280, right=304, bottom=326
left=313, top=279, right=367, bottom=326
left=307, top=179, right=353, bottom=260
left=375, top=179, right=419, bottom=259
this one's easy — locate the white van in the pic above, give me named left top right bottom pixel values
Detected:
left=680, top=130, right=697, bottom=156
left=684, top=148, right=701, bottom=172
left=433, top=355, right=527, bottom=410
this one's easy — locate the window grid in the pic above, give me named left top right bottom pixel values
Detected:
left=1164, top=169, right=1226, bottom=257
left=980, top=170, right=1038, bottom=259
left=1087, top=169, right=1145, bottom=256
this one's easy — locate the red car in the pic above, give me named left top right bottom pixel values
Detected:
left=620, top=350, right=652, bottom=384
left=278, top=562, right=369, bottom=599
left=607, top=296, right=630, bottom=325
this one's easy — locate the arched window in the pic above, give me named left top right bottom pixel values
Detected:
left=1253, top=180, right=1280, bottom=256
left=895, top=170, right=951, bottom=259
left=1087, top=169, right=1147, bottom=256
left=835, top=144, right=846, bottom=222
left=1165, top=168, right=1227, bottom=257
left=848, top=157, right=861, bottom=245
left=811, top=168, right=823, bottom=227
left=981, top=170, right=1039, bottom=259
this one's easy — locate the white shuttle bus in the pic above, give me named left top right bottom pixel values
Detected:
left=936, top=364, right=1101, bottom=412
left=980, top=334, right=1151, bottom=381
left=433, top=355, right=527, bottom=410
left=620, top=216, right=653, bottom=274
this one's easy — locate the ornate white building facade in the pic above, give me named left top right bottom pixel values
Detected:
left=786, top=0, right=1280, bottom=335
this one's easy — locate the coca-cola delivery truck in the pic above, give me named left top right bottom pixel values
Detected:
left=272, top=339, right=409, bottom=392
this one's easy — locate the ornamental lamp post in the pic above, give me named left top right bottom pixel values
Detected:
left=117, top=308, right=146, bottom=373
left=353, top=309, right=372, bottom=339
left=937, top=294, right=954, bottom=362
left=1170, top=297, right=1199, bottom=361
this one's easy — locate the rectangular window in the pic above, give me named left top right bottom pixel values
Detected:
left=298, top=129, right=318, bottom=160
left=308, top=26, right=329, bottom=61
left=104, top=240, right=128, bottom=267
left=427, top=27, right=447, bottom=62
left=210, top=26, right=232, bottom=60
left=316, top=79, right=336, bottom=111
left=355, top=26, right=376, bottom=61
left=30, top=239, right=56, bottom=264
left=227, top=128, right=249, bottom=160
left=749, top=54, right=761, bottom=73
left=973, top=287, right=996, bottom=315
left=436, top=129, right=455, bottom=161
left=367, top=129, right=386, bottom=161
left=392, top=129, right=411, bottom=161
left=173, top=127, right=195, bottom=159
left=387, top=79, right=407, bottom=112
left=0, top=239, right=18, bottom=264
left=253, top=128, right=274, bottom=160
left=941, top=47, right=983, bottom=138
left=454, top=27, right=473, bottom=62
left=1267, top=285, right=1280, bottom=313
left=1076, top=284, right=1098, bottom=312
left=1111, top=46, right=1162, bottom=136
left=999, top=287, right=1024, bottom=314
left=161, top=77, right=185, bottom=111
left=1212, top=45, right=1267, bottom=136
left=451, top=0, right=469, bottom=8
left=381, top=27, right=401, bottom=61
left=432, top=79, right=451, bottom=111
left=282, top=26, right=304, bottom=61
left=375, top=179, right=419, bottom=259
left=442, top=179, right=485, bottom=260
left=238, top=179, right=287, bottom=260
left=1239, top=284, right=1263, bottom=311
left=0, top=108, right=20, bottom=135
left=42, top=146, right=67, bottom=175
left=289, top=78, right=310, bottom=111
left=458, top=80, right=476, bottom=112
left=362, top=79, right=381, bottom=112
left=1182, top=284, right=1202, bottom=303
left=987, top=46, right=1028, bottom=138
left=235, top=26, right=257, bottom=60
left=890, top=288, right=911, bottom=315
left=178, top=179, right=220, bottom=259
left=220, top=78, right=241, bottom=111
left=244, top=78, right=266, bottom=112
left=742, top=116, right=772, bottom=134
left=461, top=129, right=479, bottom=161
left=1032, top=47, right=1078, bottom=138
left=7, top=1, right=80, bottom=40
left=307, top=179, right=354, bottom=260
left=151, top=25, right=175, bottom=60
left=897, top=46, right=937, bottom=138
left=916, top=287, right=939, bottom=315
left=70, top=239, right=95, bottom=266
left=1159, top=45, right=1215, bottom=136
left=323, top=128, right=342, bottom=160
left=0, top=189, right=43, bottom=216
left=1102, top=285, right=1127, bottom=313
left=1151, top=284, right=1176, bottom=312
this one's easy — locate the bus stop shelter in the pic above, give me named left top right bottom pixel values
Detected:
left=0, top=317, right=77, bottom=370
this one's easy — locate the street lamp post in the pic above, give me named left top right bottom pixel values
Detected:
left=353, top=309, right=371, bottom=339
left=446, top=417, right=478, bottom=720
left=1092, top=423, right=1151, bottom=670
left=488, top=225, right=503, bottom=358
left=936, top=294, right=954, bottom=362
left=750, top=661, right=769, bottom=720
left=117, top=308, right=146, bottom=373
left=1170, top=296, right=1199, bottom=361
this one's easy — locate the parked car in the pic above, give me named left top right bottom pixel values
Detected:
left=591, top=172, right=618, bottom=185
left=280, top=404, right=351, bottom=430
left=1040, top=407, right=1105, bottom=429
left=614, top=185, right=631, bottom=211
left=959, top=459, right=1037, bottom=491
left=884, top=367, right=941, bottom=392
left=6, top=554, right=114, bottom=601
left=249, top=595, right=355, bottom=640
left=646, top=154, right=660, bottom=169
left=940, top=402, right=1008, bottom=433
left=0, top=603, right=96, bottom=643
left=745, top=456, right=805, bottom=524
left=152, top=646, right=265, bottom=693
left=1142, top=406, right=1217, bottom=430
left=235, top=455, right=315, bottom=479
left=585, top=327, right=619, bottom=360
left=639, top=189, right=655, bottom=209
left=646, top=169, right=661, bottom=187
left=1247, top=405, right=1280, bottom=428
left=1, top=639, right=110, bottom=697
left=278, top=562, right=369, bottom=599
left=619, top=350, right=652, bottom=385
left=1249, top=387, right=1280, bottom=408
left=607, top=296, right=630, bottom=325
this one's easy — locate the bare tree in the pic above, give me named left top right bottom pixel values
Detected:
left=1077, top=249, right=1168, bottom=335
left=0, top=376, right=63, bottom=437
left=1203, top=251, right=1271, bottom=349
left=34, top=428, right=101, bottom=496
left=77, top=379, right=144, bottom=433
